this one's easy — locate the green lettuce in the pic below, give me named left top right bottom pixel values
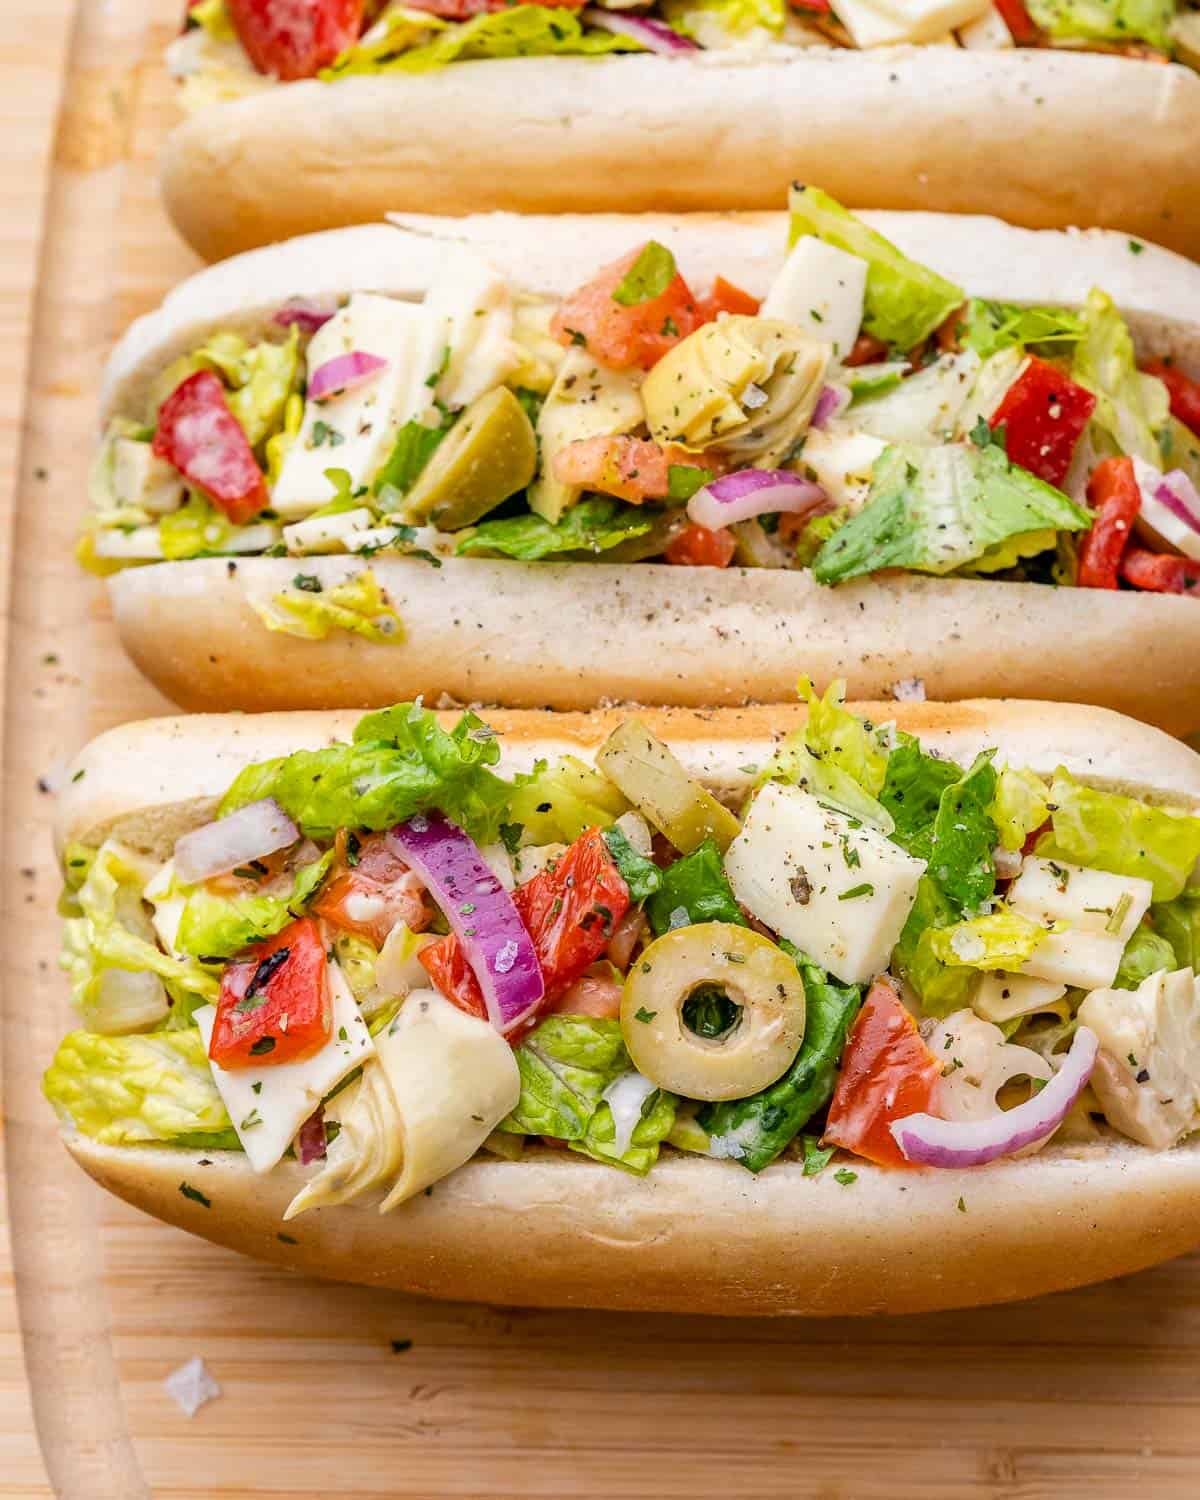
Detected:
left=248, top=568, right=404, bottom=643
left=893, top=876, right=973, bottom=1016
left=663, top=0, right=784, bottom=44
left=879, top=735, right=962, bottom=861
left=645, top=837, right=746, bottom=936
left=787, top=185, right=963, bottom=351
left=760, top=678, right=894, bottom=830
left=174, top=852, right=333, bottom=960
left=456, top=497, right=652, bottom=561
left=374, top=413, right=455, bottom=500
left=1115, top=922, right=1177, bottom=990
left=1153, top=890, right=1200, bottom=971
left=927, top=752, right=998, bottom=917
left=221, top=701, right=516, bottom=844
left=189, top=0, right=235, bottom=40
left=959, top=300, right=1084, bottom=360
left=924, top=908, right=1049, bottom=970
left=1035, top=768, right=1200, bottom=901
left=812, top=442, right=1091, bottom=585
left=159, top=493, right=236, bottom=561
left=573, top=1084, right=677, bottom=1174
left=602, top=826, right=663, bottom=903
left=699, top=951, right=860, bottom=1171
left=498, top=1015, right=629, bottom=1139
left=504, top=755, right=628, bottom=844
left=1026, top=0, right=1172, bottom=50
left=148, top=329, right=300, bottom=449
left=1072, top=289, right=1169, bottom=466
left=44, top=1028, right=235, bottom=1147
left=990, top=766, right=1050, bottom=852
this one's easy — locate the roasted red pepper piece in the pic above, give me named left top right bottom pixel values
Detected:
left=209, top=917, right=331, bottom=1069
left=153, top=370, right=269, bottom=523
left=989, top=356, right=1096, bottom=488
left=1121, top=547, right=1200, bottom=595
left=823, top=979, right=941, bottom=1168
left=993, top=0, right=1042, bottom=42
left=696, top=276, right=762, bottom=322
left=1078, top=455, right=1140, bottom=589
left=225, top=0, right=365, bottom=79
left=1141, top=359, right=1200, bottom=440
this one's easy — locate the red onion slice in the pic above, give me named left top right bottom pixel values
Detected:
left=688, top=469, right=829, bottom=531
left=296, top=1106, right=327, bottom=1165
left=387, top=812, right=544, bottom=1035
left=812, top=384, right=849, bottom=429
left=273, top=299, right=337, bottom=334
left=1155, top=471, right=1200, bottom=531
left=890, top=1026, right=1098, bottom=1168
left=582, top=7, right=700, bottom=53
left=174, top=798, right=299, bottom=885
left=308, top=351, right=389, bottom=404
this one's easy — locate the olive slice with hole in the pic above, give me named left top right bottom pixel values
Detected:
left=392, top=386, right=537, bottom=530
left=621, top=922, right=806, bottom=1100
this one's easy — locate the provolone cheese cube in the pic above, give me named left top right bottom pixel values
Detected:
left=422, top=245, right=519, bottom=409
left=283, top=507, right=376, bottom=555
left=800, top=428, right=887, bottom=512
left=1009, top=857, right=1152, bottom=945
left=973, top=973, right=1067, bottom=1025
left=724, top=782, right=926, bottom=984
left=761, top=240, right=867, bottom=363
left=833, top=0, right=988, bottom=45
left=272, top=294, right=444, bottom=519
left=1020, top=928, right=1125, bottom=992
left=113, top=438, right=185, bottom=514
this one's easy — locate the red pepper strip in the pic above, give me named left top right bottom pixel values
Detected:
left=844, top=333, right=890, bottom=368
left=1078, top=456, right=1140, bottom=589
left=1140, top=360, right=1200, bottom=440
left=1121, top=548, right=1200, bottom=596
left=225, top=0, right=365, bottom=80
left=153, top=370, right=269, bottom=523
left=994, top=0, right=1042, bottom=43
left=665, top=523, right=738, bottom=568
left=989, top=356, right=1096, bottom=489
left=696, top=276, right=762, bottom=322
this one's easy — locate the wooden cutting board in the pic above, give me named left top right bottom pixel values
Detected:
left=5, top=2, right=1200, bottom=1494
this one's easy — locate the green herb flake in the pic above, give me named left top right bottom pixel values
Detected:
left=179, top=1181, right=211, bottom=1208
left=838, top=883, right=875, bottom=901
left=834, top=1168, right=858, bottom=1187
left=612, top=241, right=677, bottom=306
left=634, top=1007, right=657, bottom=1023
left=801, top=1135, right=835, bottom=1177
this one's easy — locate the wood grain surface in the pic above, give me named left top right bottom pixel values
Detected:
left=5, top=2, right=1200, bottom=1496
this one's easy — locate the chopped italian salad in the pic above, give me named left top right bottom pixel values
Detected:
left=174, top=0, right=1200, bottom=111
left=45, top=688, right=1200, bottom=1216
left=85, top=187, right=1200, bottom=645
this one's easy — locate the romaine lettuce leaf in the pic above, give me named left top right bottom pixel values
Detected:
left=159, top=493, right=235, bottom=561
left=663, top=0, right=784, bottom=44
left=787, top=186, right=963, bottom=351
left=374, top=413, right=455, bottom=500
left=1026, top=0, right=1172, bottom=50
left=220, top=702, right=516, bottom=845
left=498, top=1015, right=629, bottom=1138
left=879, top=734, right=962, bottom=860
left=893, top=875, right=974, bottom=1017
left=928, top=751, right=998, bottom=916
left=44, top=1027, right=235, bottom=1146
left=1036, top=768, right=1200, bottom=901
left=760, top=677, right=895, bottom=830
left=924, top=908, right=1048, bottom=970
left=248, top=568, right=404, bottom=642
left=1153, top=890, right=1200, bottom=970
left=573, top=1083, right=677, bottom=1174
left=990, top=766, right=1050, bottom=852
left=645, top=837, right=746, bottom=936
left=1115, top=922, right=1177, bottom=990
left=174, top=852, right=333, bottom=960
left=505, top=755, right=628, bottom=843
left=699, top=950, right=860, bottom=1171
left=602, top=826, right=663, bottom=903
left=456, top=497, right=652, bottom=561
left=189, top=0, right=235, bottom=40
left=811, top=442, right=1091, bottom=585
left=148, top=329, right=299, bottom=449
left=1072, top=289, right=1169, bottom=466
left=959, top=300, right=1084, bottom=361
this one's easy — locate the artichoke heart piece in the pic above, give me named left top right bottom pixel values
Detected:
left=596, top=719, right=741, bottom=856
left=528, top=348, right=645, bottom=523
left=621, top=924, right=806, bottom=1101
left=391, top=386, right=537, bottom=530
left=642, top=316, right=830, bottom=467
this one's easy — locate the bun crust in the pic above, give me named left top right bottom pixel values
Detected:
left=159, top=50, right=1200, bottom=262
left=53, top=701, right=1200, bottom=1314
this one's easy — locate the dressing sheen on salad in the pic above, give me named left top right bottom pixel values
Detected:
left=173, top=0, right=1200, bottom=114
left=45, top=688, right=1200, bottom=1216
left=85, top=185, right=1200, bottom=645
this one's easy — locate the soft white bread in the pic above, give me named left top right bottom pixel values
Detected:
left=54, top=702, right=1200, bottom=1314
left=97, top=211, right=1200, bottom=729
left=159, top=50, right=1200, bottom=263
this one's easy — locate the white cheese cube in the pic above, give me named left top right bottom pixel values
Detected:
left=761, top=240, right=867, bottom=364
left=724, top=782, right=926, bottom=984
left=283, top=507, right=376, bottom=555
left=1080, top=968, right=1200, bottom=1148
left=1019, top=928, right=1125, bottom=991
left=799, top=428, right=887, bottom=512
left=272, top=294, right=444, bottom=519
left=195, top=963, right=373, bottom=1172
left=528, top=348, right=645, bottom=522
left=973, top=973, right=1067, bottom=1025
left=832, top=0, right=988, bottom=45
left=422, top=245, right=520, bottom=409
left=92, top=525, right=165, bottom=561
left=1009, top=857, right=1152, bottom=945
left=113, top=438, right=185, bottom=514
left=957, top=4, right=1014, bottom=45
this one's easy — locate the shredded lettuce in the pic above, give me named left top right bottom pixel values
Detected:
left=1036, top=769, right=1200, bottom=902
left=879, top=735, right=962, bottom=860
left=44, top=1027, right=235, bottom=1147
left=505, top=755, right=628, bottom=844
left=159, top=493, right=234, bottom=560
left=927, top=752, right=998, bottom=917
left=573, top=1083, right=677, bottom=1174
left=602, top=827, right=663, bottom=903
left=456, top=497, right=652, bottom=561
left=147, top=329, right=299, bottom=449
left=787, top=186, right=963, bottom=351
left=1153, top=890, right=1200, bottom=970
left=1026, top=0, right=1172, bottom=50
left=174, top=853, right=333, bottom=960
left=374, top=413, right=455, bottom=501
left=1115, top=922, right=1177, bottom=990
left=924, top=909, right=1049, bottom=970
left=959, top=300, right=1084, bottom=361
left=645, top=837, right=746, bottom=936
left=498, top=1015, right=629, bottom=1139
left=663, top=0, right=784, bottom=44
left=248, top=569, right=404, bottom=642
left=698, top=951, right=860, bottom=1171
left=893, top=876, right=974, bottom=1017
left=990, top=766, right=1050, bottom=852
left=760, top=678, right=894, bottom=830
left=1072, top=290, right=1169, bottom=467
left=811, top=442, right=1091, bottom=585
left=220, top=701, right=516, bottom=844
left=188, top=0, right=235, bottom=40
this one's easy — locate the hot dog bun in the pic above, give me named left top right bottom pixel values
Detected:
left=54, top=701, right=1200, bottom=1315
left=160, top=50, right=1200, bottom=263
left=97, top=211, right=1200, bottom=732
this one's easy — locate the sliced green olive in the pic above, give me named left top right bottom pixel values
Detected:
left=596, top=719, right=740, bottom=855
left=621, top=923, right=806, bottom=1100
left=392, top=386, right=537, bottom=530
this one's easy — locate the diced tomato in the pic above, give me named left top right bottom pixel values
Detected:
left=696, top=276, right=762, bottom=323
left=552, top=436, right=714, bottom=505
left=993, top=0, right=1042, bottom=43
left=312, top=830, right=430, bottom=948
left=404, top=0, right=582, bottom=11
left=420, top=828, right=631, bottom=1022
left=988, top=356, right=1096, bottom=488
left=225, top=0, right=365, bottom=80
left=823, top=978, right=941, bottom=1168
left=550, top=245, right=702, bottom=371
left=1121, top=547, right=1200, bottom=595
left=551, top=967, right=624, bottom=1018
left=153, top=370, right=269, bottom=523
left=664, top=523, right=737, bottom=568
left=844, top=333, right=889, bottom=368
left=1078, top=455, right=1140, bottom=589
left=209, top=917, right=331, bottom=1069
left=1141, top=359, right=1200, bottom=440
left=788, top=0, right=833, bottom=10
